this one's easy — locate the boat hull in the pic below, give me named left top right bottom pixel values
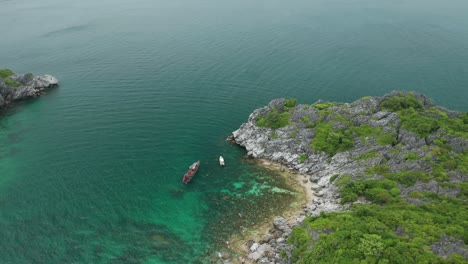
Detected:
left=182, top=161, right=200, bottom=184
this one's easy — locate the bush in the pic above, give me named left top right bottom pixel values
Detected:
left=355, top=150, right=378, bottom=160
left=380, top=93, right=423, bottom=112
left=3, top=77, right=21, bottom=87
left=352, top=124, right=382, bottom=137
left=377, top=132, right=398, bottom=146
left=399, top=109, right=440, bottom=137
left=0, top=69, right=15, bottom=78
left=329, top=174, right=339, bottom=183
left=256, top=109, right=291, bottom=129
left=298, top=154, right=308, bottom=163
left=310, top=123, right=354, bottom=156
left=284, top=98, right=297, bottom=110
left=404, top=152, right=419, bottom=160
left=312, top=102, right=335, bottom=110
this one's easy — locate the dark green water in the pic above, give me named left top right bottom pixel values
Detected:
left=1, top=0, right=468, bottom=263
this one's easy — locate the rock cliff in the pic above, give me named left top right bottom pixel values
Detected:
left=232, top=91, right=467, bottom=263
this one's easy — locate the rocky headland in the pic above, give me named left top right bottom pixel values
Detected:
left=0, top=69, right=59, bottom=108
left=231, top=91, right=467, bottom=263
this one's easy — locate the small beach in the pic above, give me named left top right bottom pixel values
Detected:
left=225, top=159, right=315, bottom=263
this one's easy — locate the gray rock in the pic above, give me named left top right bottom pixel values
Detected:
left=273, top=217, right=291, bottom=235
left=0, top=71, right=59, bottom=107
left=248, top=251, right=261, bottom=261
left=431, top=235, right=468, bottom=259
left=250, top=242, right=259, bottom=252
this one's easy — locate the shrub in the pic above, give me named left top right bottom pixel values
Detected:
left=284, top=98, right=297, bottom=110
left=404, top=152, right=419, bottom=160
left=329, top=174, right=339, bottom=183
left=310, top=123, right=354, bottom=156
left=3, top=77, right=21, bottom=87
left=0, top=69, right=14, bottom=78
left=390, top=188, right=401, bottom=196
left=399, top=109, right=440, bottom=137
left=256, top=109, right=291, bottom=129
left=355, top=150, right=378, bottom=160
left=312, top=102, right=335, bottom=110
left=271, top=133, right=278, bottom=139
left=298, top=154, right=308, bottom=163
left=377, top=132, right=398, bottom=146
left=352, top=124, right=382, bottom=137
left=380, top=93, right=423, bottom=112
left=366, top=165, right=390, bottom=175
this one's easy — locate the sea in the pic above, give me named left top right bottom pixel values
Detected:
left=0, top=0, right=467, bottom=263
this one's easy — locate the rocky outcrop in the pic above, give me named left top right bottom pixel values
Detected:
left=0, top=70, right=59, bottom=108
left=231, top=91, right=467, bottom=263
left=431, top=235, right=468, bottom=259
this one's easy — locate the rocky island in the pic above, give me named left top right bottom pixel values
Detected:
left=231, top=91, right=467, bottom=263
left=0, top=69, right=59, bottom=108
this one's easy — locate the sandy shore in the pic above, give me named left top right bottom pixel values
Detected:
left=224, top=159, right=315, bottom=263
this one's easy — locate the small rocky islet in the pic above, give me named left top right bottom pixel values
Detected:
left=231, top=91, right=467, bottom=263
left=0, top=69, right=59, bottom=108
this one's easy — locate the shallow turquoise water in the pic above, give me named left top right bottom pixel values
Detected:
left=1, top=0, right=468, bottom=263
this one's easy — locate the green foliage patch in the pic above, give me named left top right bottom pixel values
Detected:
left=0, top=69, right=21, bottom=87
left=354, top=150, right=378, bottom=160
left=352, top=124, right=382, bottom=138
left=377, top=132, right=398, bottom=146
left=0, top=69, right=15, bottom=78
left=284, top=98, right=297, bottom=110
left=404, top=152, right=420, bottom=161
left=3, top=77, right=21, bottom=87
left=289, top=193, right=468, bottom=263
left=312, top=102, right=336, bottom=110
left=256, top=109, right=291, bottom=129
left=310, top=123, right=354, bottom=156
left=298, top=154, right=308, bottom=163
left=380, top=93, right=424, bottom=112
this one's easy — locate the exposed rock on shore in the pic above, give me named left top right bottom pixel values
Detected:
left=232, top=91, right=467, bottom=263
left=0, top=69, right=59, bottom=108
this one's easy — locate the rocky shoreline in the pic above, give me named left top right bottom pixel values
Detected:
left=0, top=69, right=59, bottom=109
left=231, top=91, right=467, bottom=263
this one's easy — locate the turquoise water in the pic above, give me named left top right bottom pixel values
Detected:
left=1, top=0, right=468, bottom=263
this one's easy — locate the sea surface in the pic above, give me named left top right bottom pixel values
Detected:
left=1, top=0, right=467, bottom=263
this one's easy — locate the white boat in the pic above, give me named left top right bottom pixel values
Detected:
left=219, top=156, right=225, bottom=166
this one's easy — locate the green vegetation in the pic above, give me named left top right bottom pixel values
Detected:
left=301, top=116, right=314, bottom=128
left=380, top=93, right=468, bottom=139
left=266, top=93, right=468, bottom=263
left=404, top=152, right=420, bottom=161
left=377, top=132, right=398, bottom=146
left=329, top=174, right=339, bottom=183
left=0, top=69, right=21, bottom=87
left=380, top=93, right=423, bottom=112
left=352, top=124, right=382, bottom=138
left=271, top=133, right=279, bottom=139
left=256, top=109, right=291, bottom=129
left=354, top=150, right=378, bottom=160
left=298, top=154, right=308, bottom=163
left=310, top=123, right=354, bottom=156
left=312, top=102, right=335, bottom=110
left=0, top=69, right=15, bottom=78
left=3, top=77, right=21, bottom=87
left=289, top=195, right=467, bottom=263
left=255, top=98, right=298, bottom=129
left=284, top=98, right=297, bottom=110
